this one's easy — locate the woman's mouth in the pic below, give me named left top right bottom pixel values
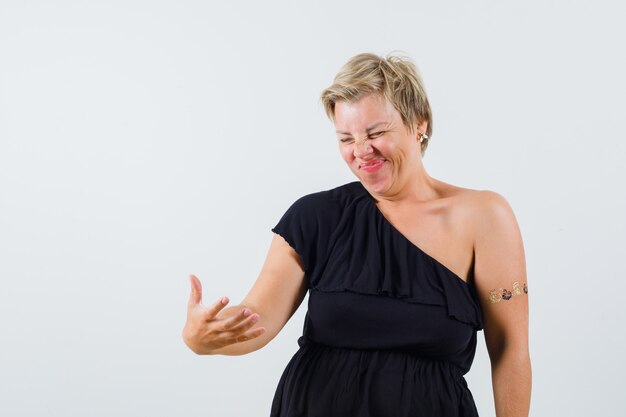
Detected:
left=360, top=159, right=385, bottom=173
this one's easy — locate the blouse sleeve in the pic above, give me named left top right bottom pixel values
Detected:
left=271, top=193, right=324, bottom=276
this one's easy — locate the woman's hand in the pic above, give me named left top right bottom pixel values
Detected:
left=182, top=274, right=266, bottom=355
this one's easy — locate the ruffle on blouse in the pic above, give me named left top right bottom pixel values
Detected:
left=272, top=181, right=484, bottom=331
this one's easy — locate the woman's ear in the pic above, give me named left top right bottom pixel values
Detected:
left=416, top=120, right=428, bottom=137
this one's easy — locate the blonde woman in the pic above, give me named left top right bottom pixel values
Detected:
left=183, top=52, right=531, bottom=417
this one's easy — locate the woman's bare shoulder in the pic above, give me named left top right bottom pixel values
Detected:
left=448, top=186, right=521, bottom=255
left=432, top=179, right=517, bottom=234
left=434, top=178, right=511, bottom=210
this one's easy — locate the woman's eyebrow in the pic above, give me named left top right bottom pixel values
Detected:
left=336, top=121, right=389, bottom=135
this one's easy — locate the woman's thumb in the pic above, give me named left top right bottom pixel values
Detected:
left=188, top=274, right=203, bottom=306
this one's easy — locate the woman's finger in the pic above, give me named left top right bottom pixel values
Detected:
left=228, top=312, right=261, bottom=334
left=187, top=274, right=203, bottom=309
left=219, top=307, right=253, bottom=329
left=233, top=326, right=266, bottom=344
left=204, top=296, right=230, bottom=320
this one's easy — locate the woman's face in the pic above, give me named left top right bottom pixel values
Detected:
left=334, top=93, right=426, bottom=196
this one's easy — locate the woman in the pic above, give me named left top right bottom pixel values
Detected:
left=183, top=52, right=532, bottom=417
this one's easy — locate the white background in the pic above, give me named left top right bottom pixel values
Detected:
left=1, top=1, right=624, bottom=416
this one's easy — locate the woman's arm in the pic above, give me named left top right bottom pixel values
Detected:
left=183, top=233, right=308, bottom=355
left=472, top=191, right=532, bottom=417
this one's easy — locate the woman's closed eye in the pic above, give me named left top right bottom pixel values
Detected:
left=339, top=132, right=384, bottom=143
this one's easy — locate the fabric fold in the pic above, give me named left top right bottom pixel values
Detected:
left=299, top=181, right=483, bottom=331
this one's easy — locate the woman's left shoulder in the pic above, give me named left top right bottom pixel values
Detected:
left=447, top=185, right=528, bottom=313
left=444, top=183, right=518, bottom=226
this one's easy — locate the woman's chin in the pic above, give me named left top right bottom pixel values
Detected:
left=357, top=173, right=391, bottom=195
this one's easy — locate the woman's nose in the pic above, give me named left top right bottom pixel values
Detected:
left=353, top=138, right=372, bottom=157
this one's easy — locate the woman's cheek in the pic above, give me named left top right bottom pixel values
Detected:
left=339, top=146, right=354, bottom=163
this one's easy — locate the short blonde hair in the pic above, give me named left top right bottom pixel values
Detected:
left=320, top=52, right=433, bottom=155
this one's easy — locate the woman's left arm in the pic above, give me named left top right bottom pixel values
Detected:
left=472, top=191, right=532, bottom=417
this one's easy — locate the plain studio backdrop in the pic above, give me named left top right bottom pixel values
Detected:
left=1, top=1, right=624, bottom=416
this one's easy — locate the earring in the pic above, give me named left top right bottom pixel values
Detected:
left=419, top=133, right=429, bottom=144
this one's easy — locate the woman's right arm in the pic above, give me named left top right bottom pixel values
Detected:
left=182, top=233, right=308, bottom=355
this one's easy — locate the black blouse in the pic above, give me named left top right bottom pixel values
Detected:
left=270, top=181, right=484, bottom=417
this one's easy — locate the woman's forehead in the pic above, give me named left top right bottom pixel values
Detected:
left=334, top=95, right=398, bottom=133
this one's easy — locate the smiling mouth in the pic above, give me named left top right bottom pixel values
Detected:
left=359, top=159, right=386, bottom=173
left=359, top=159, right=385, bottom=168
